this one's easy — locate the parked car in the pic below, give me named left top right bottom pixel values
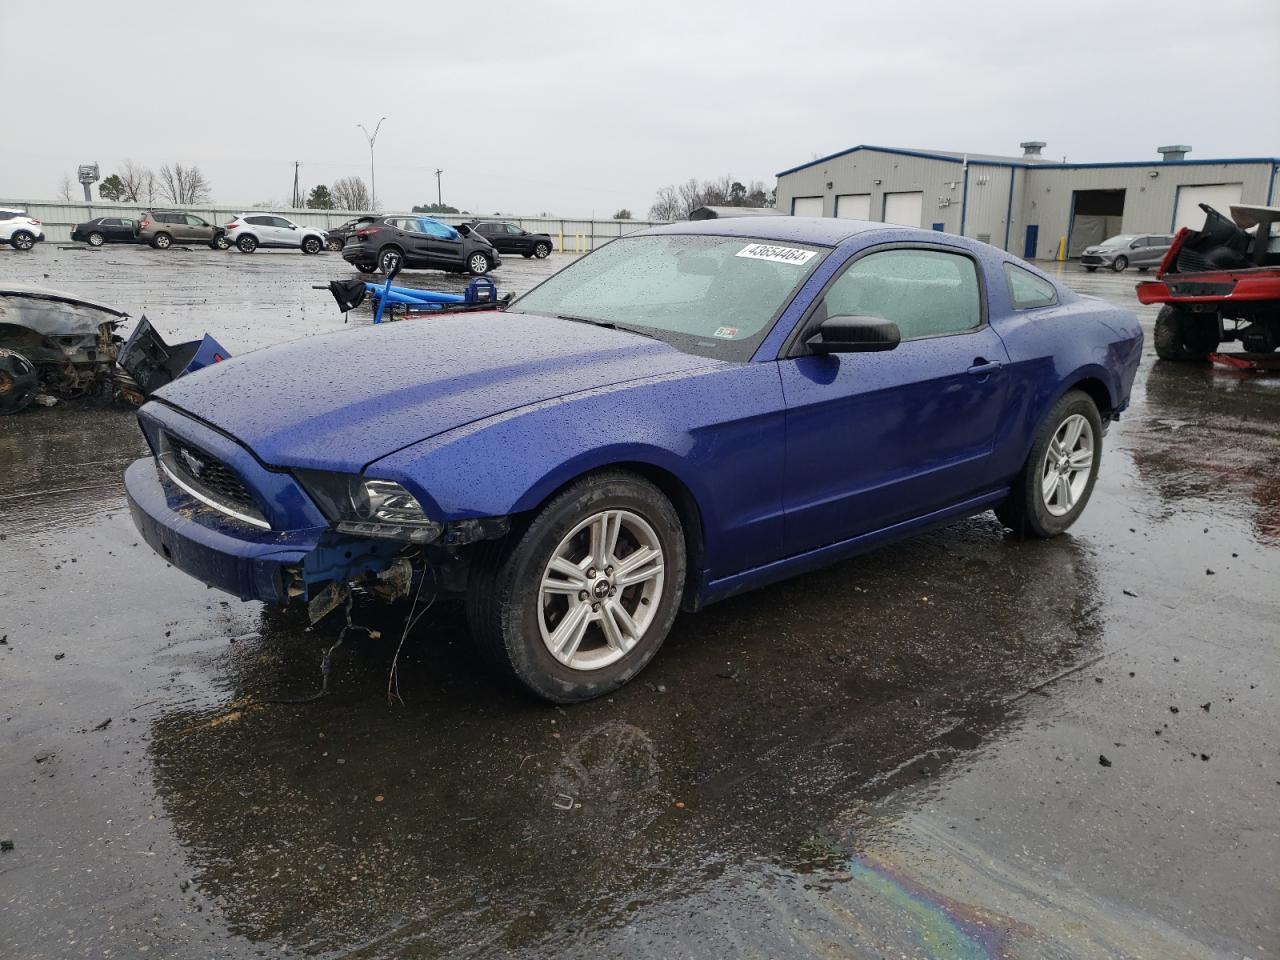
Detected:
left=124, top=219, right=1142, bottom=702
left=70, top=216, right=141, bottom=246
left=223, top=214, right=327, bottom=254
left=324, top=216, right=378, bottom=252
left=341, top=216, right=499, bottom=275
left=0, top=208, right=44, bottom=251
left=1079, top=233, right=1172, bottom=272
left=137, top=211, right=229, bottom=250
left=467, top=220, right=554, bottom=259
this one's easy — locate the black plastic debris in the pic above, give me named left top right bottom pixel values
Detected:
left=1099, top=755, right=1112, bottom=767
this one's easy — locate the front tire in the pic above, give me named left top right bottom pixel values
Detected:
left=302, top=236, right=322, bottom=255
left=467, top=251, right=492, bottom=275
left=1154, top=304, right=1219, bottom=361
left=378, top=246, right=404, bottom=274
left=327, top=237, right=344, bottom=252
left=466, top=470, right=687, bottom=702
left=355, top=262, right=376, bottom=274
left=1111, top=255, right=1128, bottom=272
left=534, top=242, right=551, bottom=259
left=1084, top=266, right=1097, bottom=273
left=0, top=348, right=38, bottom=414
left=211, top=234, right=231, bottom=250
left=996, top=390, right=1102, bottom=539
left=87, top=232, right=106, bottom=247
left=10, top=231, right=36, bottom=251
left=236, top=235, right=258, bottom=253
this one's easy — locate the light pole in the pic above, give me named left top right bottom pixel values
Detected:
left=434, top=168, right=443, bottom=207
left=357, top=117, right=387, bottom=211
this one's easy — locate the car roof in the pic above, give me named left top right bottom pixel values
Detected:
left=635, top=216, right=896, bottom=247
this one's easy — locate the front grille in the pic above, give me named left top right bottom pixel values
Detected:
left=160, top=432, right=268, bottom=528
left=1081, top=255, right=1104, bottom=264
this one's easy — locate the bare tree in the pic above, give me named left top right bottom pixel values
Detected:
left=331, top=176, right=372, bottom=211
left=157, top=163, right=211, bottom=205
left=648, top=185, right=681, bottom=221
left=58, top=174, right=74, bottom=202
left=118, top=159, right=156, bottom=203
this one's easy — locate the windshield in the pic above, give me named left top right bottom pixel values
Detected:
left=1100, top=235, right=1136, bottom=248
left=508, top=234, right=827, bottom=360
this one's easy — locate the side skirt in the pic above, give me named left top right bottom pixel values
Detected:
left=694, top=489, right=1009, bottom=609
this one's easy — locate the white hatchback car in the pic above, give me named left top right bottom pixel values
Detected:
left=1, top=208, right=44, bottom=251
left=224, top=214, right=327, bottom=254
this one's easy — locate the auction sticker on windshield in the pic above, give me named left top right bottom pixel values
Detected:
left=735, top=243, right=816, bottom=266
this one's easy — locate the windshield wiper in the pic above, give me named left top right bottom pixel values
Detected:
left=552, top=314, right=663, bottom=342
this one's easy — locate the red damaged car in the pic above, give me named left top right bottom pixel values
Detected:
left=1137, top=203, right=1280, bottom=362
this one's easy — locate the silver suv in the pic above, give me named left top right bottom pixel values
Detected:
left=1080, top=233, right=1173, bottom=273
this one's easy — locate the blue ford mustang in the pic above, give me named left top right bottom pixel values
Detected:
left=125, top=218, right=1142, bottom=701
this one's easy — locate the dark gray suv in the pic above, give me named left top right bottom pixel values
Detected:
left=341, top=216, right=500, bottom=275
left=1080, top=233, right=1173, bottom=272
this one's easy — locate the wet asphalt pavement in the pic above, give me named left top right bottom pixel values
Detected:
left=1, top=243, right=1277, bottom=959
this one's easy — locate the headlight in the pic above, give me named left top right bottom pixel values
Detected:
left=295, top=470, right=442, bottom=543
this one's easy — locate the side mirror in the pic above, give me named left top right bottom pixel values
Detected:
left=806, top=315, right=901, bottom=354
left=1130, top=241, right=1140, bottom=249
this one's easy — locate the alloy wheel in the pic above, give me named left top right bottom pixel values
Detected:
left=88, top=233, right=105, bottom=247
left=12, top=232, right=34, bottom=251
left=469, top=253, right=489, bottom=274
left=538, top=509, right=665, bottom=671
left=1040, top=414, right=1094, bottom=517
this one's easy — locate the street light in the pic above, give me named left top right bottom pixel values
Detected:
left=357, top=117, right=387, bottom=211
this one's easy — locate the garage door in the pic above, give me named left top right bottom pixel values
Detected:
left=1173, top=183, right=1243, bottom=231
left=883, top=191, right=923, bottom=227
left=791, top=196, right=824, bottom=217
left=835, top=194, right=871, bottom=219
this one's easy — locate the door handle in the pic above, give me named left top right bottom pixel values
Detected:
left=967, top=358, right=1003, bottom=376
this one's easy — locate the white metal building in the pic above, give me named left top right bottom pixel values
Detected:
left=775, top=143, right=1280, bottom=260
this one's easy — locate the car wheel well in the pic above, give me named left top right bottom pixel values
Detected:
left=520, top=462, right=706, bottom=610
left=1067, top=376, right=1113, bottom=420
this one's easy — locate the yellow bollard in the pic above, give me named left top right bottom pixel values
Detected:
left=1056, top=236, right=1067, bottom=261
left=557, top=231, right=563, bottom=253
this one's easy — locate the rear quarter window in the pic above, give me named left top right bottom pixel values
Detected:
left=1003, top=263, right=1058, bottom=309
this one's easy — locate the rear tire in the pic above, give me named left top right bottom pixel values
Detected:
left=996, top=390, right=1102, bottom=539
left=355, top=263, right=376, bottom=274
left=87, top=232, right=106, bottom=247
left=236, top=235, right=258, bottom=253
left=466, top=470, right=686, bottom=702
left=302, top=236, right=322, bottom=255
left=0, top=348, right=38, bottom=414
left=151, top=232, right=172, bottom=250
left=10, top=231, right=36, bottom=251
left=1154, top=304, right=1219, bottom=361
left=1112, top=255, right=1128, bottom=272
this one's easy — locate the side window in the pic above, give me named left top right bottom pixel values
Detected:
left=393, top=218, right=421, bottom=233
left=418, top=219, right=460, bottom=240
left=0, top=212, right=14, bottom=221
left=100, top=219, right=119, bottom=227
left=272, top=217, right=294, bottom=229
left=822, top=248, right=981, bottom=339
left=186, top=215, right=208, bottom=226
left=246, top=216, right=269, bottom=226
left=505, top=223, right=522, bottom=235
left=1003, top=263, right=1058, bottom=309
left=121, top=219, right=135, bottom=230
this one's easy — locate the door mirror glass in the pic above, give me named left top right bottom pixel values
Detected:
left=806, top=315, right=901, bottom=353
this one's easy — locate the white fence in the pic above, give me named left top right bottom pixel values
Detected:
left=0, top=199, right=665, bottom=250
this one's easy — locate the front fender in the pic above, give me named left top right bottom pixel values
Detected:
left=369, top=361, right=789, bottom=579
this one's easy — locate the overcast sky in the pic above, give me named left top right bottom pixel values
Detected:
left=2, top=0, right=1276, bottom=217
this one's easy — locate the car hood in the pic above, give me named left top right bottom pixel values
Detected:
left=153, top=313, right=719, bottom=469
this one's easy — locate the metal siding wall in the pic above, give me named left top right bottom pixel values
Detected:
left=0, top=200, right=664, bottom=246
left=960, top=164, right=1014, bottom=247
left=1019, top=162, right=1274, bottom=259
left=775, top=150, right=962, bottom=228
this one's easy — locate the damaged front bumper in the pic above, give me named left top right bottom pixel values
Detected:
left=124, top=402, right=510, bottom=609
left=125, top=457, right=409, bottom=604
